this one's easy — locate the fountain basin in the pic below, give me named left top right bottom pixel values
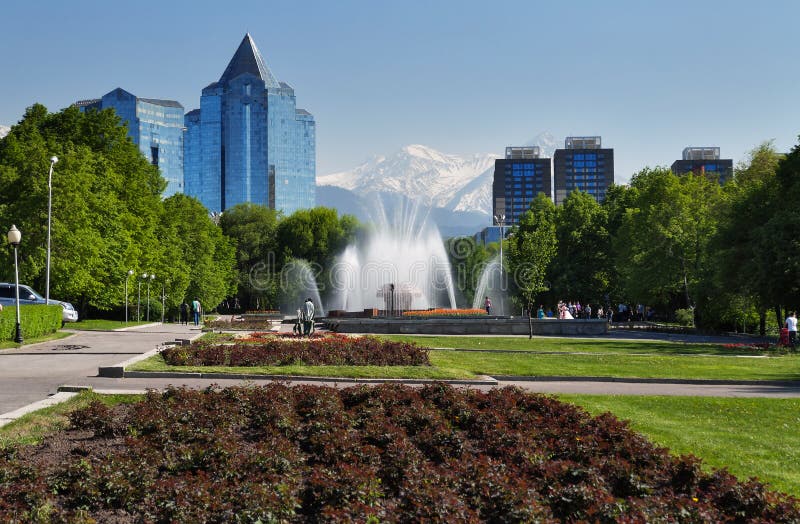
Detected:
left=325, top=318, right=609, bottom=336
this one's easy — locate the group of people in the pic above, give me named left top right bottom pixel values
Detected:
left=294, top=298, right=316, bottom=336
left=178, top=299, right=203, bottom=326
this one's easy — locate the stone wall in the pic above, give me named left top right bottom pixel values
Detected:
left=325, top=318, right=608, bottom=336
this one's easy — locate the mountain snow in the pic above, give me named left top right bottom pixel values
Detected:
left=318, top=133, right=558, bottom=216
left=0, top=125, right=9, bottom=139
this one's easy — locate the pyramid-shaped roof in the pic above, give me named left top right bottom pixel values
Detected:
left=219, top=33, right=279, bottom=88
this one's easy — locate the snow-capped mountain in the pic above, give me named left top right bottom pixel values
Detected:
left=0, top=125, right=9, bottom=139
left=318, top=133, right=558, bottom=217
left=318, top=144, right=500, bottom=213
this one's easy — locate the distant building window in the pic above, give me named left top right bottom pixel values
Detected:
left=150, top=146, right=159, bottom=166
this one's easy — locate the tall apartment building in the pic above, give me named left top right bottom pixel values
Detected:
left=183, top=34, right=316, bottom=214
left=671, top=147, right=733, bottom=184
left=553, top=136, right=614, bottom=205
left=492, top=146, right=552, bottom=226
left=76, top=88, right=185, bottom=196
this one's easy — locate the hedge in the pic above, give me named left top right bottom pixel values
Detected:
left=0, top=304, right=62, bottom=342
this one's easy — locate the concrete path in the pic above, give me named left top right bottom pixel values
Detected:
left=0, top=323, right=200, bottom=414
left=1, top=325, right=799, bottom=426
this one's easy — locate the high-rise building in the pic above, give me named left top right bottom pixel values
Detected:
left=671, top=147, right=733, bottom=184
left=75, top=88, right=185, bottom=196
left=492, top=146, right=552, bottom=226
left=184, top=34, right=316, bottom=214
left=553, top=136, right=614, bottom=205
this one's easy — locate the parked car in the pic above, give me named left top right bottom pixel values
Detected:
left=0, top=283, right=79, bottom=323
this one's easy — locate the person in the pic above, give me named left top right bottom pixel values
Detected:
left=786, top=311, right=798, bottom=349
left=180, top=301, right=189, bottom=325
left=585, top=304, right=592, bottom=319
left=484, top=296, right=492, bottom=315
left=537, top=305, right=545, bottom=319
left=302, top=298, right=315, bottom=336
left=597, top=306, right=604, bottom=319
left=191, top=298, right=202, bottom=326
left=293, top=307, right=303, bottom=336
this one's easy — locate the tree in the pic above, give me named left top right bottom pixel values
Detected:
left=550, top=191, right=611, bottom=305
left=614, top=167, right=723, bottom=323
left=507, top=193, right=558, bottom=312
left=219, top=203, right=281, bottom=310
left=0, top=104, right=165, bottom=314
left=444, top=236, right=490, bottom=307
left=158, top=194, right=237, bottom=313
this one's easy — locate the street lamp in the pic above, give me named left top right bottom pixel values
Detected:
left=147, top=273, right=155, bottom=321
left=7, top=225, right=23, bottom=343
left=161, top=281, right=166, bottom=324
left=45, top=156, right=58, bottom=305
left=494, top=214, right=506, bottom=315
left=124, top=269, right=134, bottom=323
left=138, top=273, right=147, bottom=322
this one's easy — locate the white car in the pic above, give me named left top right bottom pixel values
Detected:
left=0, top=283, right=79, bottom=323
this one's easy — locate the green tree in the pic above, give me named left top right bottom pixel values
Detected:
left=159, top=194, right=237, bottom=313
left=0, top=104, right=164, bottom=314
left=507, top=193, right=558, bottom=311
left=219, top=203, right=281, bottom=310
left=276, top=207, right=361, bottom=269
left=550, top=191, right=611, bottom=305
left=614, top=167, right=723, bottom=323
left=444, top=236, right=490, bottom=307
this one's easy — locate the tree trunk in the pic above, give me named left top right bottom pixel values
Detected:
left=759, top=310, right=766, bottom=336
left=775, top=306, right=783, bottom=331
left=528, top=301, right=533, bottom=339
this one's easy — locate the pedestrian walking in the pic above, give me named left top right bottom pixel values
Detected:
left=484, top=296, right=492, bottom=315
left=180, top=301, right=189, bottom=325
left=786, top=311, right=798, bottom=349
left=293, top=307, right=303, bottom=336
left=302, top=298, right=315, bottom=336
left=192, top=298, right=202, bottom=326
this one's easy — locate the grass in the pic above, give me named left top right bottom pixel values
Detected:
left=382, top=335, right=772, bottom=356
left=127, top=353, right=477, bottom=380
left=430, top=350, right=800, bottom=381
left=0, top=390, right=142, bottom=448
left=69, top=319, right=153, bottom=331
left=558, top=394, right=800, bottom=497
left=0, top=330, right=74, bottom=349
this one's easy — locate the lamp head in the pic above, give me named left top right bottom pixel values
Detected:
left=142, top=273, right=148, bottom=279
left=127, top=269, right=134, bottom=276
left=150, top=274, right=155, bottom=281
left=6, top=225, right=21, bottom=246
left=50, top=156, right=58, bottom=165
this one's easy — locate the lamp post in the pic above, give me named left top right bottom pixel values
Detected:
left=160, top=281, right=166, bottom=324
left=124, top=269, right=134, bottom=323
left=494, top=213, right=506, bottom=315
left=7, top=225, right=23, bottom=343
left=45, top=156, right=58, bottom=305
left=147, top=273, right=155, bottom=321
left=138, top=273, right=147, bottom=322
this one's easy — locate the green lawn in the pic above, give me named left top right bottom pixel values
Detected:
left=0, top=330, right=74, bottom=349
left=383, top=335, right=771, bottom=356
left=69, top=319, right=153, bottom=331
left=127, top=353, right=477, bottom=380
left=430, top=350, right=800, bottom=381
left=558, top=395, right=800, bottom=497
left=0, top=391, right=142, bottom=448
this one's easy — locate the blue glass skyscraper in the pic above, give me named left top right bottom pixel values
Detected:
left=76, top=88, right=185, bottom=196
left=184, top=34, right=316, bottom=214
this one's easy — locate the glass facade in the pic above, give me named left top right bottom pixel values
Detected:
left=77, top=88, right=185, bottom=196
left=671, top=158, right=733, bottom=184
left=554, top=139, right=614, bottom=205
left=492, top=157, right=552, bottom=226
left=184, top=34, right=315, bottom=214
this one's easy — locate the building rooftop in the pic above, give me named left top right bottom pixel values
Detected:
left=682, top=147, right=721, bottom=160
left=185, top=108, right=201, bottom=117
left=74, top=99, right=101, bottom=107
left=565, top=136, right=602, bottom=149
left=505, top=146, right=540, bottom=159
left=139, top=98, right=183, bottom=109
left=219, top=33, right=280, bottom=88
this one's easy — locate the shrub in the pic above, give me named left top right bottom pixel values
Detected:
left=0, top=304, right=62, bottom=341
left=675, top=308, right=695, bottom=326
left=0, top=384, right=798, bottom=521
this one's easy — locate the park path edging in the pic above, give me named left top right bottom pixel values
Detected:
left=490, top=375, right=800, bottom=386
left=0, top=392, right=77, bottom=429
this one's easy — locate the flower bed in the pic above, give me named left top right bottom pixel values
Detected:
left=161, top=335, right=430, bottom=366
left=205, top=316, right=280, bottom=331
left=402, top=308, right=488, bottom=317
left=1, top=384, right=796, bottom=521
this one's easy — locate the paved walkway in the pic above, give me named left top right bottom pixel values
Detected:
left=1, top=325, right=798, bottom=425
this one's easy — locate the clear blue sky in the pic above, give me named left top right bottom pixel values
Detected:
left=1, top=0, right=798, bottom=182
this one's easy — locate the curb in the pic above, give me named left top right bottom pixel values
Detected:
left=113, top=322, right=164, bottom=332
left=0, top=391, right=77, bottom=429
left=98, top=331, right=205, bottom=378
left=121, top=370, right=498, bottom=386
left=490, top=375, right=800, bottom=386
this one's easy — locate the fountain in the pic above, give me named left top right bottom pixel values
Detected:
left=472, top=254, right=510, bottom=316
left=327, top=197, right=457, bottom=314
left=279, top=258, right=325, bottom=316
